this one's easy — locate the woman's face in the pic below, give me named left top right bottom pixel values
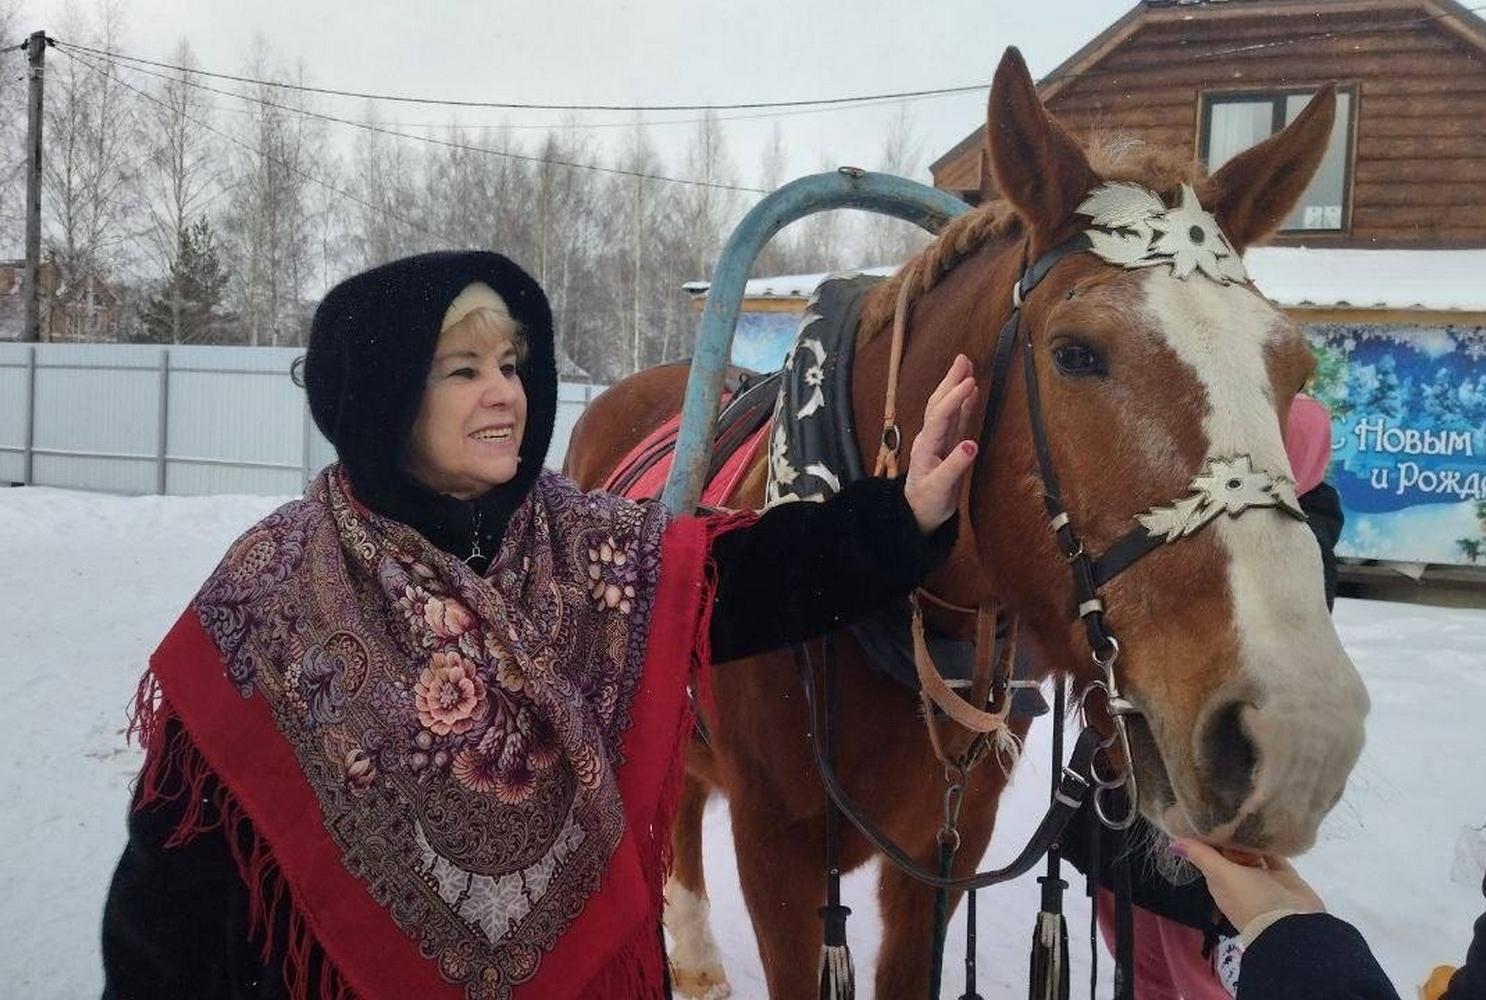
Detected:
left=404, top=315, right=527, bottom=499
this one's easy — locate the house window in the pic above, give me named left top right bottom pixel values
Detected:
left=1199, top=87, right=1355, bottom=232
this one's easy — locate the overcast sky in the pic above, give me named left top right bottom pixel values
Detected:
left=13, top=0, right=1138, bottom=189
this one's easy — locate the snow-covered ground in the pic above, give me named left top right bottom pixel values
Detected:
left=2, top=485, right=1482, bottom=998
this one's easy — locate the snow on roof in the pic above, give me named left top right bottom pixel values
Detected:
left=693, top=249, right=1486, bottom=313
left=1245, top=247, right=1486, bottom=312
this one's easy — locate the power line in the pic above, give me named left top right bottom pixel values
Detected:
left=51, top=2, right=1486, bottom=115
left=63, top=44, right=769, bottom=195
left=52, top=37, right=986, bottom=113
left=55, top=45, right=461, bottom=250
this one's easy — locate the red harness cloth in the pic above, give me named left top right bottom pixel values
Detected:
left=603, top=414, right=768, bottom=506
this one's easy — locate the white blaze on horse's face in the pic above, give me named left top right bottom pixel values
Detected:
left=1136, top=272, right=1369, bottom=854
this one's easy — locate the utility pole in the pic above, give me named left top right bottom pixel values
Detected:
left=22, top=31, right=47, bottom=343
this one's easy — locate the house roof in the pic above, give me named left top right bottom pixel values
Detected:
left=929, top=0, right=1486, bottom=175
left=695, top=248, right=1486, bottom=313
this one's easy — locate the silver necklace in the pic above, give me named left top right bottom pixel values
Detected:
left=466, top=508, right=484, bottom=564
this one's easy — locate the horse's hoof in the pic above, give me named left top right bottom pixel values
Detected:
left=669, top=965, right=733, bottom=1000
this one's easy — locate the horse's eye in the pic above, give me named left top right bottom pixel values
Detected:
left=1052, top=341, right=1106, bottom=378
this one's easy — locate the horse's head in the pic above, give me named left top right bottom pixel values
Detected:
left=872, top=48, right=1367, bottom=856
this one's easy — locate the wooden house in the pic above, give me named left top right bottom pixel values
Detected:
left=0, top=260, right=122, bottom=342
left=897, top=0, right=1486, bottom=593
left=932, top=0, right=1486, bottom=249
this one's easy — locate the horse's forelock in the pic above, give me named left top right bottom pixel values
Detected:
left=1084, top=134, right=1214, bottom=198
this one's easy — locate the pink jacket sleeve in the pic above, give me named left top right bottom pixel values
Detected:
left=1285, top=395, right=1334, bottom=495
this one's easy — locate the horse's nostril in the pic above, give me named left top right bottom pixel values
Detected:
left=1200, top=700, right=1257, bottom=825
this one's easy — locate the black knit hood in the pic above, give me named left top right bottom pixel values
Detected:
left=304, top=251, right=557, bottom=564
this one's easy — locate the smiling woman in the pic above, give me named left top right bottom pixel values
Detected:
left=97, top=249, right=982, bottom=1000
left=405, top=297, right=531, bottom=503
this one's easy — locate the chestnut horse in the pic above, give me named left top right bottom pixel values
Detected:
left=563, top=48, right=1369, bottom=999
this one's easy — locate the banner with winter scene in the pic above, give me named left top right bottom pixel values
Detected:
left=1306, top=322, right=1486, bottom=567
left=729, top=310, right=800, bottom=373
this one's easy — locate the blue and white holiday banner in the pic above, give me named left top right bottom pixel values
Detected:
left=729, top=311, right=799, bottom=373
left=1307, top=323, right=1486, bottom=566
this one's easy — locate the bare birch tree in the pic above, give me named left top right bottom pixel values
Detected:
left=425, top=121, right=536, bottom=263
left=751, top=121, right=802, bottom=278
left=861, top=103, right=930, bottom=266
left=658, top=110, right=740, bottom=362
left=220, top=38, right=325, bottom=347
left=42, top=1, right=141, bottom=300
left=0, top=0, right=26, bottom=259
left=531, top=120, right=601, bottom=377
left=788, top=152, right=857, bottom=274
left=346, top=105, right=427, bottom=269
left=133, top=39, right=225, bottom=341
left=591, top=119, right=668, bottom=380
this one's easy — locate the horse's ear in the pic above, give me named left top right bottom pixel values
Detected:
left=986, top=47, right=1100, bottom=240
left=1209, top=85, right=1337, bottom=251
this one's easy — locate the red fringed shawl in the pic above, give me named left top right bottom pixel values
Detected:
left=131, top=467, right=752, bottom=1000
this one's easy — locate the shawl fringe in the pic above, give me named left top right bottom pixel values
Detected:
left=604, top=508, right=755, bottom=999
left=129, top=674, right=358, bottom=1000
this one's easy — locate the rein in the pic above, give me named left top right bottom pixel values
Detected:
left=795, top=638, right=1099, bottom=893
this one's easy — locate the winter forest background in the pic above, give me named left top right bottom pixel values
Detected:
left=0, top=1, right=931, bottom=383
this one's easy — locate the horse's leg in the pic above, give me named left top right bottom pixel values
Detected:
left=666, top=772, right=732, bottom=1000
left=729, top=797, right=828, bottom=999
left=872, top=831, right=987, bottom=999
left=872, top=724, right=1029, bottom=999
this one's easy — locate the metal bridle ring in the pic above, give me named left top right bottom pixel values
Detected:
left=1094, top=785, right=1139, bottom=831
left=1092, top=635, right=1121, bottom=670
left=1091, top=746, right=1127, bottom=788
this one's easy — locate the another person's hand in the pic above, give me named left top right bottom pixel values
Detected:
left=903, top=354, right=979, bottom=534
left=1172, top=839, right=1326, bottom=943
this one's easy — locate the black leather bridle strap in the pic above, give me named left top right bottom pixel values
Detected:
left=1020, top=320, right=1120, bottom=658
left=976, top=234, right=1092, bottom=452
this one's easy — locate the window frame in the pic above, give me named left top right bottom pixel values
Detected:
left=1198, top=84, right=1358, bottom=235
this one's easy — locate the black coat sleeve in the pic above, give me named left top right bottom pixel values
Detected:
left=1300, top=480, right=1344, bottom=608
left=1444, top=873, right=1486, bottom=1000
left=1238, top=871, right=1486, bottom=1000
left=1236, top=914, right=1399, bottom=1000
left=706, top=476, right=956, bottom=663
left=101, top=726, right=290, bottom=1000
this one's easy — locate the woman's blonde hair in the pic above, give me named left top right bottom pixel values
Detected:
left=444, top=305, right=529, bottom=367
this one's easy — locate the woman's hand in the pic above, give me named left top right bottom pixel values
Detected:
left=1172, top=839, right=1326, bottom=941
left=903, top=354, right=979, bottom=535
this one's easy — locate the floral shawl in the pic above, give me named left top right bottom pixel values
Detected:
left=135, top=466, right=746, bottom=999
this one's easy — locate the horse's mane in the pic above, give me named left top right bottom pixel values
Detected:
left=859, top=137, right=1218, bottom=341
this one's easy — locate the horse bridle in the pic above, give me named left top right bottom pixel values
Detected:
left=875, top=219, right=1312, bottom=832
left=989, top=229, right=1312, bottom=825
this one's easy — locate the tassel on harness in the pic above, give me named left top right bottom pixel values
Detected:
left=1028, top=678, right=1072, bottom=1000
left=817, top=636, right=857, bottom=1000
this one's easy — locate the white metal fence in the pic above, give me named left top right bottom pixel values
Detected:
left=0, top=343, right=605, bottom=497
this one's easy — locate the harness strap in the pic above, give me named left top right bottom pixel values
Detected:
left=875, top=260, right=922, bottom=478
left=817, top=636, right=856, bottom=1000
left=913, top=597, right=1012, bottom=737
left=795, top=641, right=1100, bottom=892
